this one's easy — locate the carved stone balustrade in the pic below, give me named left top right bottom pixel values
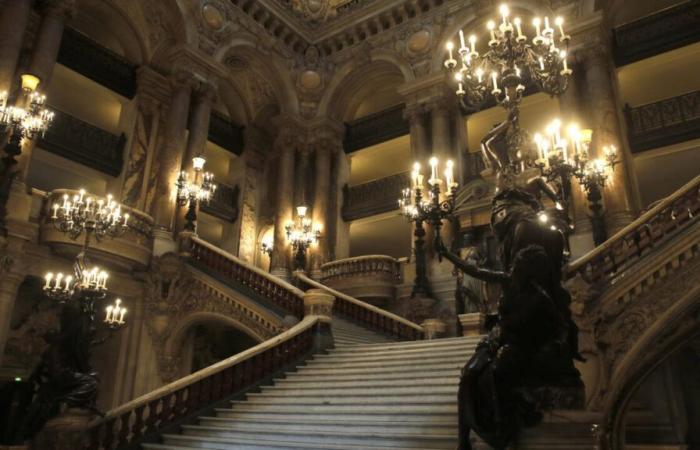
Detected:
left=320, top=255, right=401, bottom=306
left=342, top=171, right=410, bottom=221
left=40, top=189, right=154, bottom=270
left=343, top=104, right=409, bottom=153
left=624, top=90, right=700, bottom=153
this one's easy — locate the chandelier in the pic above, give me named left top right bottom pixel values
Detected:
left=176, top=155, right=217, bottom=232
left=51, top=190, right=130, bottom=244
left=444, top=4, right=571, bottom=110
left=285, top=205, right=321, bottom=271
left=0, top=74, right=54, bottom=167
left=398, top=158, right=459, bottom=297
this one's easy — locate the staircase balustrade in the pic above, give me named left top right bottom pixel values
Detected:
left=565, top=175, right=700, bottom=284
left=321, top=255, right=401, bottom=283
left=296, top=272, right=424, bottom=341
left=85, top=316, right=323, bottom=450
left=182, top=235, right=305, bottom=318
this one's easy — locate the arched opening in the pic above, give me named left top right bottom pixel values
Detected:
left=184, top=323, right=259, bottom=374
left=620, top=336, right=700, bottom=448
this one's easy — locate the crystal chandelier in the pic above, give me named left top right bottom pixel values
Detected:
left=444, top=4, right=571, bottom=110
left=285, top=205, right=321, bottom=271
left=398, top=158, right=459, bottom=297
left=176, top=155, right=217, bottom=232
left=51, top=190, right=130, bottom=244
left=0, top=74, right=54, bottom=168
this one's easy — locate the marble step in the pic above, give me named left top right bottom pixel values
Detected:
left=215, top=407, right=457, bottom=422
left=268, top=376, right=460, bottom=389
left=258, top=385, right=458, bottom=397
left=280, top=368, right=461, bottom=382
left=238, top=393, right=456, bottom=405
left=225, top=402, right=458, bottom=414
left=328, top=336, right=480, bottom=353
left=293, top=361, right=464, bottom=376
left=312, top=345, right=475, bottom=362
left=303, top=352, right=469, bottom=369
left=181, top=424, right=455, bottom=449
left=197, top=416, right=458, bottom=435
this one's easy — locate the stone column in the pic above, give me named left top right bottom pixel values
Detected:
left=237, top=127, right=267, bottom=264
left=294, top=148, right=311, bottom=208
left=182, top=82, right=216, bottom=172
left=0, top=0, right=34, bottom=93
left=0, top=271, right=23, bottom=366
left=151, top=73, right=193, bottom=235
left=404, top=103, right=429, bottom=162
left=559, top=63, right=594, bottom=258
left=27, top=0, right=74, bottom=87
left=582, top=43, right=634, bottom=235
left=429, top=97, right=453, bottom=161
left=270, top=122, right=297, bottom=278
left=311, top=138, right=333, bottom=278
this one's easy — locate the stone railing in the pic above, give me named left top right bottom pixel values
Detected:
left=343, top=104, right=409, bottom=153
left=40, top=189, right=154, bottom=269
left=624, top=90, right=700, bottom=153
left=58, top=26, right=137, bottom=98
left=200, top=182, right=239, bottom=222
left=342, top=171, right=410, bottom=221
left=84, top=315, right=323, bottom=450
left=296, top=272, right=424, bottom=341
left=320, top=255, right=400, bottom=304
left=182, top=235, right=305, bottom=318
left=565, top=175, right=700, bottom=285
left=39, top=108, right=127, bottom=176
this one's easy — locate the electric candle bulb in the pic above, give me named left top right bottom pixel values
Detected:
left=55, top=273, right=63, bottom=289
left=459, top=30, right=467, bottom=50
left=544, top=16, right=550, bottom=32
left=469, top=34, right=476, bottom=53
left=487, top=21, right=496, bottom=41
left=560, top=50, right=569, bottom=71
left=539, top=56, right=545, bottom=71
left=446, top=41, right=455, bottom=61
left=513, top=17, right=523, bottom=38
left=491, top=72, right=499, bottom=91
left=533, top=17, right=541, bottom=36
left=105, top=305, right=113, bottom=323
left=429, top=157, right=438, bottom=183
left=555, top=16, right=565, bottom=37
left=64, top=275, right=72, bottom=291
left=119, top=308, right=126, bottom=323
left=499, top=4, right=509, bottom=24
left=44, top=273, right=53, bottom=289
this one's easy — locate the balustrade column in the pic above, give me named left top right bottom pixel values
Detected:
left=582, top=43, right=635, bottom=235
left=270, top=123, right=297, bottom=278
left=311, top=139, right=333, bottom=278
left=404, top=103, right=429, bottom=161
left=0, top=0, right=33, bottom=93
left=151, top=74, right=193, bottom=232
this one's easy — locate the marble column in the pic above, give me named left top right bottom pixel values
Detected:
left=0, top=0, right=33, bottom=93
left=270, top=123, right=297, bottom=278
left=294, top=148, right=311, bottom=208
left=559, top=63, right=594, bottom=258
left=237, top=127, right=267, bottom=264
left=429, top=97, right=452, bottom=161
left=182, top=82, right=216, bottom=172
left=151, top=74, right=193, bottom=233
left=404, top=103, right=429, bottom=162
left=582, top=43, right=634, bottom=235
left=27, top=0, right=74, bottom=87
left=0, top=271, right=23, bottom=366
left=311, top=138, right=333, bottom=278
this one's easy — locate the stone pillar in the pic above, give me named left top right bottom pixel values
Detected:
left=429, top=97, right=453, bottom=161
left=404, top=103, right=429, bottom=161
left=0, top=271, right=23, bottom=366
left=151, top=74, right=193, bottom=235
left=303, top=288, right=335, bottom=351
left=329, top=147, right=350, bottom=260
left=27, top=0, right=74, bottom=87
left=582, top=43, right=634, bottom=235
left=311, top=138, right=333, bottom=278
left=458, top=312, right=485, bottom=337
left=270, top=122, right=297, bottom=278
left=0, top=0, right=34, bottom=93
left=182, top=82, right=216, bottom=171
left=559, top=63, right=594, bottom=258
left=237, top=127, right=267, bottom=264
left=294, top=148, right=311, bottom=208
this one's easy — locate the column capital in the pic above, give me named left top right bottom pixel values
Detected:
left=403, top=102, right=427, bottom=122
left=192, top=79, right=218, bottom=103
left=136, top=66, right=171, bottom=110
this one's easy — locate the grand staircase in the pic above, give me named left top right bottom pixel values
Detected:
left=142, top=329, right=479, bottom=450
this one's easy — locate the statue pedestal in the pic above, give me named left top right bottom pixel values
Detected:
left=458, top=312, right=485, bottom=336
left=32, top=408, right=95, bottom=450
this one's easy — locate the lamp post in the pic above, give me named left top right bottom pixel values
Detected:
left=176, top=155, right=217, bottom=233
left=285, top=205, right=321, bottom=272
left=399, top=158, right=459, bottom=297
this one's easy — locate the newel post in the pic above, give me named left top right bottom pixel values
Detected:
left=303, top=288, right=335, bottom=352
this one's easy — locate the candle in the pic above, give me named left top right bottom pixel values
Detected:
left=459, top=30, right=467, bottom=51
left=64, top=275, right=72, bottom=291
left=544, top=16, right=550, bottom=32
left=539, top=57, right=545, bottom=71
left=429, top=157, right=438, bottom=184
left=55, top=273, right=63, bottom=289
left=119, top=307, right=126, bottom=323
left=561, top=138, right=568, bottom=162
left=62, top=194, right=68, bottom=207
left=514, top=17, right=523, bottom=38
left=534, top=133, right=543, bottom=160
left=445, top=160, right=454, bottom=187
left=124, top=213, right=129, bottom=226
left=476, top=68, right=483, bottom=83
left=555, top=17, right=565, bottom=37
left=487, top=21, right=496, bottom=41
left=44, top=273, right=53, bottom=289
left=499, top=4, right=509, bottom=25
left=542, top=141, right=550, bottom=168
left=469, top=34, right=476, bottom=54
left=533, top=17, right=541, bottom=36
left=446, top=41, right=454, bottom=61
left=560, top=50, right=569, bottom=71
left=491, top=72, right=499, bottom=91
left=52, top=203, right=59, bottom=219
left=105, top=305, right=113, bottom=323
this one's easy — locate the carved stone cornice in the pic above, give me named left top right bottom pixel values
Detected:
left=168, top=45, right=228, bottom=86
left=136, top=66, right=171, bottom=110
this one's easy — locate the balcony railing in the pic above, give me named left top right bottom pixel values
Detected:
left=40, top=189, right=154, bottom=269
left=200, top=182, right=240, bottom=222
left=565, top=175, right=700, bottom=285
left=624, top=90, right=700, bottom=153
left=208, top=111, right=245, bottom=155
left=342, top=171, right=410, bottom=221
left=320, top=255, right=401, bottom=306
left=613, top=1, right=700, bottom=67
left=343, top=104, right=409, bottom=153
left=39, top=109, right=126, bottom=176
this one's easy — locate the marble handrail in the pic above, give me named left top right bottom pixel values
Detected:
left=85, top=316, right=322, bottom=450
left=296, top=272, right=424, bottom=341
left=565, top=175, right=700, bottom=284
left=321, top=255, right=400, bottom=282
